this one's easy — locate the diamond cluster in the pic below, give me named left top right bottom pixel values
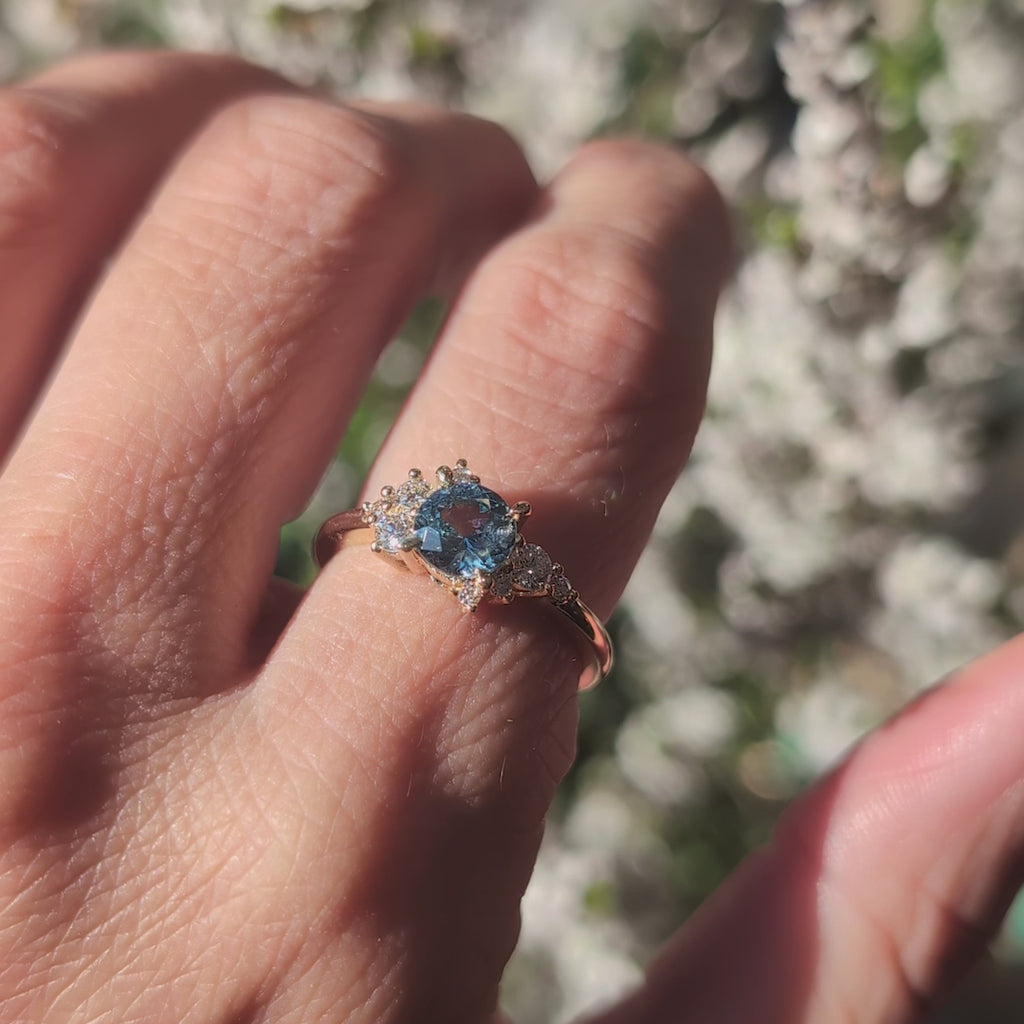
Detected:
left=488, top=543, right=575, bottom=605
left=361, top=461, right=577, bottom=612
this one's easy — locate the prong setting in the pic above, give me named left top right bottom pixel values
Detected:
left=510, top=501, right=532, bottom=523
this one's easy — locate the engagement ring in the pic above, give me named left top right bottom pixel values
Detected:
left=313, top=460, right=613, bottom=690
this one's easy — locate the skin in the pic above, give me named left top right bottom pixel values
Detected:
left=0, top=49, right=1021, bottom=1024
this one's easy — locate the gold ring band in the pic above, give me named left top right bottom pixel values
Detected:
left=313, top=461, right=613, bottom=691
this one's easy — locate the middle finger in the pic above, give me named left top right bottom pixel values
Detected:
left=0, top=85, right=536, bottom=696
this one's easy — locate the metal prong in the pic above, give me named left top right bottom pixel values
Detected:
left=398, top=533, right=423, bottom=552
left=369, top=541, right=382, bottom=553
left=455, top=458, right=469, bottom=469
left=436, top=465, right=454, bottom=486
left=510, top=500, right=532, bottom=522
left=380, top=485, right=395, bottom=499
left=361, top=500, right=374, bottom=515
left=409, top=468, right=422, bottom=480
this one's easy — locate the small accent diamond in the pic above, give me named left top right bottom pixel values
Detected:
left=397, top=478, right=431, bottom=504
left=512, top=544, right=553, bottom=590
left=488, top=567, right=515, bottom=600
left=365, top=479, right=432, bottom=556
left=548, top=572, right=573, bottom=604
left=371, top=509, right=416, bottom=553
left=457, top=575, right=486, bottom=611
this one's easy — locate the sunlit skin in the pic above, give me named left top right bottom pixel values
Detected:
left=0, top=49, right=1021, bottom=1024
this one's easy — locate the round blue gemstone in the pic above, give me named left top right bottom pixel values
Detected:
left=414, top=482, right=517, bottom=579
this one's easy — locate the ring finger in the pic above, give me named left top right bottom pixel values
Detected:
left=257, top=139, right=731, bottom=1021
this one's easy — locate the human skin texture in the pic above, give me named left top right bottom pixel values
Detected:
left=0, top=49, right=1021, bottom=1024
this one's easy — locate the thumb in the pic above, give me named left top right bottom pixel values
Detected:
left=590, top=633, right=1024, bottom=1023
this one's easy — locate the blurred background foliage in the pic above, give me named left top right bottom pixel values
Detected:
left=3, top=0, right=1024, bottom=1019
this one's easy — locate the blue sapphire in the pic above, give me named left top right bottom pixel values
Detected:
left=414, top=482, right=517, bottom=579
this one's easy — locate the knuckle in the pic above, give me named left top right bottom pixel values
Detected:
left=195, top=93, right=415, bottom=242
left=486, top=226, right=670, bottom=380
left=454, top=221, right=703, bottom=470
left=458, top=142, right=728, bottom=424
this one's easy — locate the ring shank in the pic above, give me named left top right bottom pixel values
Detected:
left=555, top=596, right=613, bottom=691
left=313, top=509, right=613, bottom=691
left=314, top=509, right=368, bottom=566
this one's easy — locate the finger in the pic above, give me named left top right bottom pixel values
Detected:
left=373, top=139, right=730, bottom=616
left=590, top=633, right=1024, bottom=1024
left=0, top=92, right=536, bottom=695
left=0, top=50, right=286, bottom=460
left=258, top=141, right=730, bottom=1021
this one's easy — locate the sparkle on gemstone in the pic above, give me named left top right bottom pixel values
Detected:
left=414, top=482, right=517, bottom=579
left=370, top=502, right=417, bottom=554
left=457, top=575, right=486, bottom=611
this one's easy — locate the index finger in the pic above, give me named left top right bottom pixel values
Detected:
left=259, top=140, right=731, bottom=1022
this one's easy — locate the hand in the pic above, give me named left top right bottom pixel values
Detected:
left=0, top=50, right=1018, bottom=1024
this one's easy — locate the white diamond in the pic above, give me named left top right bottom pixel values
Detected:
left=369, top=478, right=430, bottom=554
left=373, top=514, right=410, bottom=553
left=372, top=506, right=417, bottom=554
left=489, top=569, right=514, bottom=600
left=548, top=573, right=572, bottom=604
left=397, top=478, right=431, bottom=504
left=512, top=544, right=552, bottom=590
